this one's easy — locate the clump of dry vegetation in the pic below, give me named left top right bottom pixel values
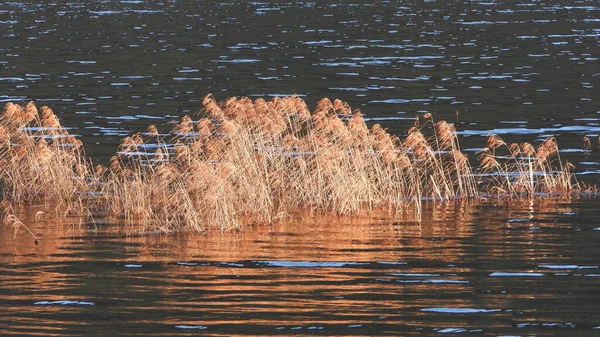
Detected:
left=101, top=95, right=483, bottom=230
left=478, top=135, right=577, bottom=196
left=0, top=102, right=95, bottom=215
left=0, top=97, right=585, bottom=233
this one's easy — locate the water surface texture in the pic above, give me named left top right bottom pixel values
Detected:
left=2, top=200, right=600, bottom=336
left=1, top=1, right=599, bottom=158
left=1, top=1, right=600, bottom=336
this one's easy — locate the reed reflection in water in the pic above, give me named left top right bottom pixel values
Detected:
left=1, top=198, right=600, bottom=336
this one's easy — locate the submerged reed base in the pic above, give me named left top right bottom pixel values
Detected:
left=0, top=96, right=590, bottom=234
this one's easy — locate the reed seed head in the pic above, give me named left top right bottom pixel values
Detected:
left=480, top=154, right=499, bottom=171
left=520, top=142, right=535, bottom=157
left=486, top=134, right=506, bottom=150
left=147, top=125, right=158, bottom=136
left=509, top=143, right=520, bottom=157
left=583, top=136, right=592, bottom=150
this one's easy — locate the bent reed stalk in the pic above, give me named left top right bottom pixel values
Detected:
left=0, top=96, right=586, bottom=233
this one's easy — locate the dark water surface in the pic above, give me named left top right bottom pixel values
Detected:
left=2, top=199, right=600, bottom=336
left=1, top=1, right=599, bottom=159
left=1, top=1, right=600, bottom=336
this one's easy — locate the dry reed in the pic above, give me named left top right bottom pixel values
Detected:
left=477, top=136, right=580, bottom=196
left=0, top=102, right=95, bottom=215
left=0, top=97, right=586, bottom=233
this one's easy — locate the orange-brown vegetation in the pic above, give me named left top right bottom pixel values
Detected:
left=0, top=96, right=586, bottom=233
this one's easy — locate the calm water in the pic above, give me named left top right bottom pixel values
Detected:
left=2, top=199, right=600, bottom=336
left=1, top=1, right=600, bottom=336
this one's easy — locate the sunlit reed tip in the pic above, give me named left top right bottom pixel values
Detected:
left=583, top=136, right=591, bottom=150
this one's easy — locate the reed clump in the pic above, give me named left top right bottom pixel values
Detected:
left=0, top=102, right=95, bottom=215
left=0, top=97, right=585, bottom=233
left=477, top=135, right=580, bottom=196
left=102, top=95, right=485, bottom=230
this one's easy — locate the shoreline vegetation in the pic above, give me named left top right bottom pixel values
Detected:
left=0, top=95, right=591, bottom=235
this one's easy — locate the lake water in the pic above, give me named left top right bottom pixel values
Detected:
left=1, top=1, right=600, bottom=336
left=2, top=199, right=600, bottom=336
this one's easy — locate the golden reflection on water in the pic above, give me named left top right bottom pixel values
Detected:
left=0, top=197, right=596, bottom=336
